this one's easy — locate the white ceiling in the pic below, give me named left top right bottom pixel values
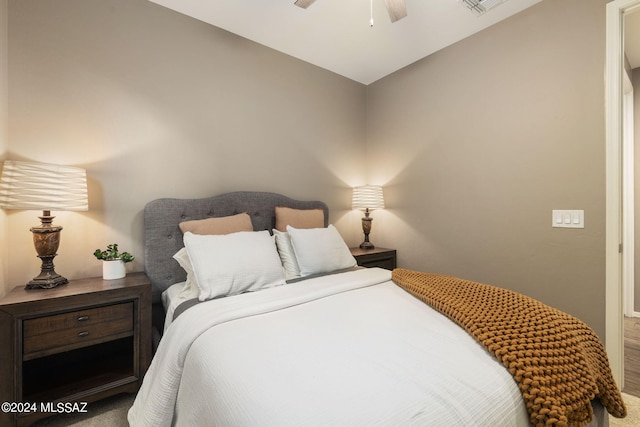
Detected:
left=148, top=0, right=543, bottom=84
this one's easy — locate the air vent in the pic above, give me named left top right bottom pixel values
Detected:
left=460, top=0, right=507, bottom=16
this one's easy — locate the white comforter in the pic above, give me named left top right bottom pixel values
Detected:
left=128, top=268, right=555, bottom=426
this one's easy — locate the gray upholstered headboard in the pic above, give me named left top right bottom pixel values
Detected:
left=143, top=191, right=329, bottom=303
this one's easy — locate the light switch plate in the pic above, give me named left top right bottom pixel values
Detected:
left=552, top=210, right=584, bottom=229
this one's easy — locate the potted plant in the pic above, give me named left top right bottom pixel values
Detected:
left=93, top=243, right=135, bottom=280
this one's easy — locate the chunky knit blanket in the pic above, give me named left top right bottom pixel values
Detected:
left=391, top=268, right=626, bottom=427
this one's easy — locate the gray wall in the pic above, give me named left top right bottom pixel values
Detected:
left=5, top=0, right=367, bottom=289
left=366, top=0, right=608, bottom=337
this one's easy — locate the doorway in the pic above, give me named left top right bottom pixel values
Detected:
left=605, top=0, right=640, bottom=390
left=623, top=6, right=640, bottom=397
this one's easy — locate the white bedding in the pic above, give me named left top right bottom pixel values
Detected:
left=161, top=281, right=199, bottom=333
left=131, top=268, right=607, bottom=427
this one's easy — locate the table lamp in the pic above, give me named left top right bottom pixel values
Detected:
left=0, top=160, right=88, bottom=289
left=352, top=185, right=385, bottom=249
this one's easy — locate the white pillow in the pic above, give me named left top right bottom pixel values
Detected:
left=273, top=229, right=301, bottom=280
left=172, top=248, right=199, bottom=297
left=183, top=230, right=286, bottom=301
left=286, top=224, right=356, bottom=277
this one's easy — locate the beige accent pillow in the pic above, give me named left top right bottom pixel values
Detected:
left=179, top=212, right=253, bottom=235
left=275, top=207, right=324, bottom=232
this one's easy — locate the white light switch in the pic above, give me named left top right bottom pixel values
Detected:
left=552, top=210, right=584, bottom=229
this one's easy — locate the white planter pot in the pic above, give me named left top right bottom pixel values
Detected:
left=102, top=260, right=126, bottom=280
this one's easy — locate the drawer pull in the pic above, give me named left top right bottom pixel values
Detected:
left=78, top=331, right=89, bottom=338
left=77, top=316, right=89, bottom=322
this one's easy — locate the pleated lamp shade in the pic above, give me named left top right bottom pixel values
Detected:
left=0, top=160, right=88, bottom=212
left=352, top=185, right=385, bottom=211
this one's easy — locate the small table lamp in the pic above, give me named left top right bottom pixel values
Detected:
left=352, top=185, right=385, bottom=249
left=0, top=160, right=88, bottom=289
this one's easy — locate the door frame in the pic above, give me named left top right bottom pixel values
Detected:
left=623, top=70, right=635, bottom=318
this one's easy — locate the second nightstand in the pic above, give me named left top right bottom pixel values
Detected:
left=350, top=247, right=397, bottom=270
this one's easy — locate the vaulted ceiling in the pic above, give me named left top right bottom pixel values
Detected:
left=148, top=0, right=544, bottom=84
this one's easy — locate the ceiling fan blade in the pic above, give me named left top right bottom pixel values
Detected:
left=294, top=0, right=316, bottom=9
left=384, top=0, right=407, bottom=22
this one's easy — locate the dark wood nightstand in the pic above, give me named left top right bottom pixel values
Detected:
left=0, top=272, right=152, bottom=427
left=350, top=247, right=397, bottom=270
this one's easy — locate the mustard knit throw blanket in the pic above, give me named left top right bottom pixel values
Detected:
left=391, top=268, right=626, bottom=427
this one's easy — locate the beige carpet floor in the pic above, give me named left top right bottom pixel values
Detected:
left=29, top=391, right=640, bottom=426
left=611, top=392, right=640, bottom=427
left=31, top=393, right=133, bottom=427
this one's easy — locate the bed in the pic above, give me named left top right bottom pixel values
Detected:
left=129, top=191, right=624, bottom=427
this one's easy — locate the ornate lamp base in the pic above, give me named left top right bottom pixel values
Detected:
left=26, top=255, right=69, bottom=289
left=26, top=211, right=68, bottom=290
left=359, top=211, right=375, bottom=250
left=359, top=240, right=375, bottom=250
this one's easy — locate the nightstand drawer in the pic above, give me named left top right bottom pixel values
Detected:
left=23, top=302, right=133, bottom=357
left=359, top=257, right=396, bottom=270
